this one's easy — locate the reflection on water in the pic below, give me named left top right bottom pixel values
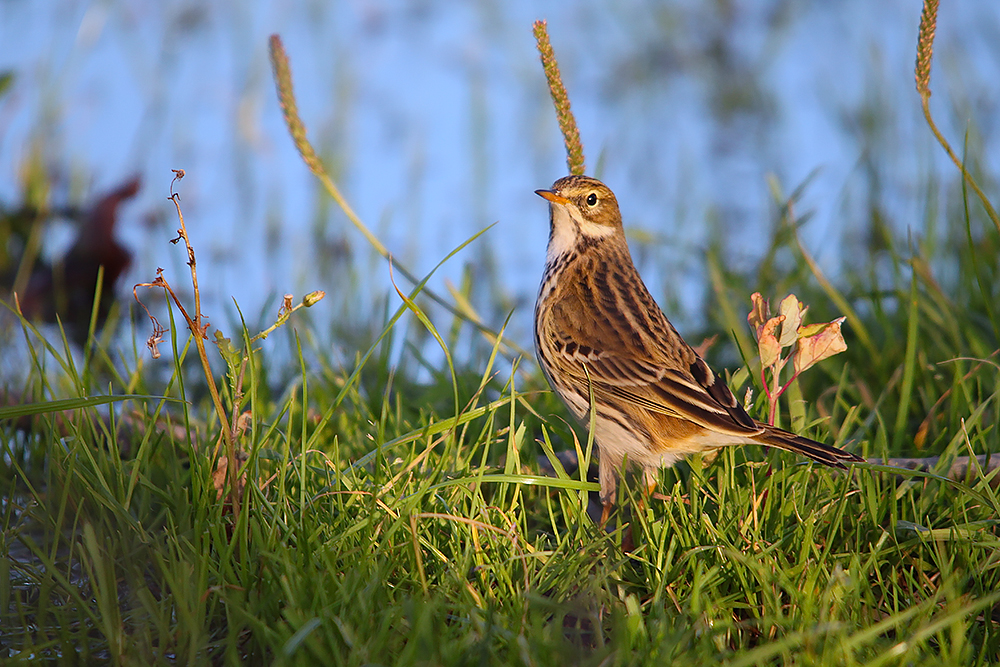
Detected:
left=1, top=0, right=998, bottom=358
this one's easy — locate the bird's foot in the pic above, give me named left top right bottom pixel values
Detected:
left=599, top=502, right=612, bottom=528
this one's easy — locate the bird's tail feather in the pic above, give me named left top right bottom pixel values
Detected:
left=756, top=426, right=863, bottom=469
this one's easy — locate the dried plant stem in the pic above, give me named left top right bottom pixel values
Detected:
left=135, top=172, right=241, bottom=517
left=165, top=192, right=239, bottom=514
left=914, top=0, right=1000, bottom=236
left=250, top=291, right=325, bottom=344
left=762, top=367, right=779, bottom=426
left=532, top=20, right=586, bottom=176
left=268, top=35, right=528, bottom=360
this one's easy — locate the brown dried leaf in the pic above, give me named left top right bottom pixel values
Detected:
left=692, top=334, right=718, bottom=358
left=213, top=449, right=249, bottom=502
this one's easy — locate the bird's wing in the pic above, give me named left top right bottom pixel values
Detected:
left=547, top=306, right=761, bottom=437
left=568, top=350, right=761, bottom=437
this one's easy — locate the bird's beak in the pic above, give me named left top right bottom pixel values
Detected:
left=535, top=189, right=570, bottom=206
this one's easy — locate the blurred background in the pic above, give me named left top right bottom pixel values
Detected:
left=1, top=0, right=998, bottom=371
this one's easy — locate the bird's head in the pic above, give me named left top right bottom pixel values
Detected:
left=535, top=175, right=622, bottom=233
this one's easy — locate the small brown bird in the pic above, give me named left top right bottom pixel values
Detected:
left=533, top=175, right=861, bottom=524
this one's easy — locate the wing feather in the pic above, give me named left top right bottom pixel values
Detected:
left=540, top=247, right=762, bottom=437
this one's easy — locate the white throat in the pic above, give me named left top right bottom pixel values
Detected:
left=545, top=203, right=615, bottom=264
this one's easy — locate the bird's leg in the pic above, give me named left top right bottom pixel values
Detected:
left=598, top=455, right=617, bottom=528
left=644, top=468, right=659, bottom=500
left=627, top=467, right=659, bottom=517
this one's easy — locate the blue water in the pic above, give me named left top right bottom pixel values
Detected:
left=1, top=0, right=997, bottom=362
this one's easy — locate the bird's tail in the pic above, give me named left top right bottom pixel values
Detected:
left=755, top=426, right=863, bottom=469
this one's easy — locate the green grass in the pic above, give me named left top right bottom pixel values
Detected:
left=3, top=159, right=999, bottom=665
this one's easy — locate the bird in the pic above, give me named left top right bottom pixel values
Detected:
left=14, top=176, right=139, bottom=345
left=532, top=174, right=862, bottom=524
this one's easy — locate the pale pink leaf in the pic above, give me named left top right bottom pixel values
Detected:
left=759, top=315, right=785, bottom=367
left=793, top=317, right=847, bottom=375
left=748, top=292, right=770, bottom=338
left=778, top=294, right=807, bottom=348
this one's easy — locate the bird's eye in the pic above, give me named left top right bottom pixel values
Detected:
left=586, top=192, right=598, bottom=207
